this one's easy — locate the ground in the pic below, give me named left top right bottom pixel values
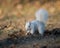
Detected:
left=0, top=28, right=60, bottom=48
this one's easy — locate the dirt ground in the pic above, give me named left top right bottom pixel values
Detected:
left=0, top=28, right=60, bottom=48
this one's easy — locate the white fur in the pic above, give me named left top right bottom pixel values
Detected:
left=25, top=8, right=48, bottom=35
left=25, top=20, right=45, bottom=35
left=35, top=8, right=48, bottom=24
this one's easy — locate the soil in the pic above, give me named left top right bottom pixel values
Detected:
left=0, top=28, right=60, bottom=48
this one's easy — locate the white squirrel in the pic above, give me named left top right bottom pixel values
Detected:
left=25, top=8, right=48, bottom=35
left=25, top=20, right=45, bottom=35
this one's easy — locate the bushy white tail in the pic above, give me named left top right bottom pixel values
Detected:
left=35, top=8, right=48, bottom=24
